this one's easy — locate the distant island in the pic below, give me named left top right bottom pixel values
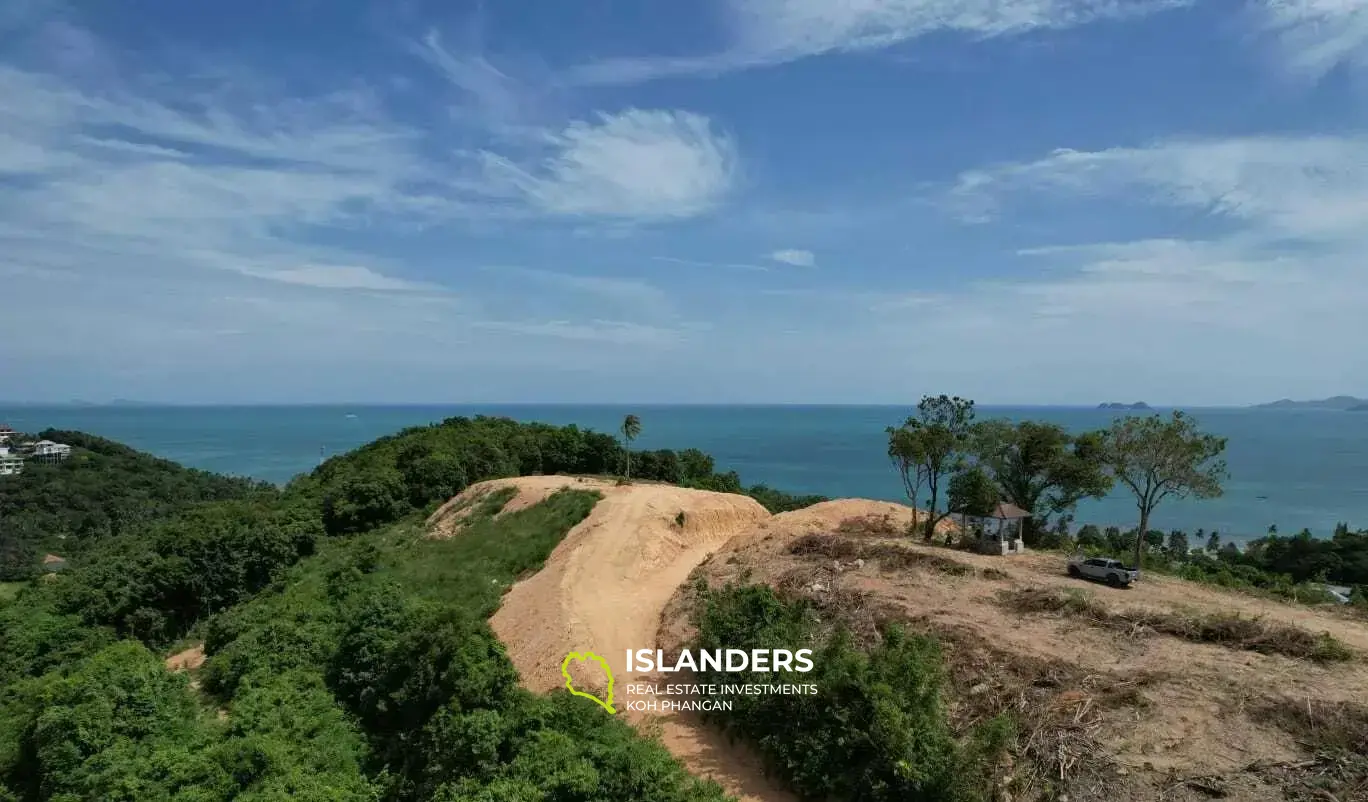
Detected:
left=1252, top=396, right=1368, bottom=411
left=1098, top=402, right=1150, bottom=410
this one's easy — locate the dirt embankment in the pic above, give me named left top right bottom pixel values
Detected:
left=433, top=482, right=1368, bottom=802
left=432, top=477, right=791, bottom=801
left=673, top=508, right=1368, bottom=802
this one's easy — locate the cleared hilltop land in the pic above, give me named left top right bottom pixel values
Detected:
left=432, top=477, right=1368, bottom=802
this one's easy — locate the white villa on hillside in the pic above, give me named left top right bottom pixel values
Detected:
left=31, top=440, right=72, bottom=463
left=0, top=446, right=22, bottom=476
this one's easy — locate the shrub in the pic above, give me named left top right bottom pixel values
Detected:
left=691, top=583, right=980, bottom=801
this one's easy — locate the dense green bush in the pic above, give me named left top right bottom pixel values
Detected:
left=691, top=584, right=988, bottom=801
left=300, top=415, right=826, bottom=535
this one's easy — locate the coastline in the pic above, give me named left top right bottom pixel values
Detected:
left=4, top=403, right=1366, bottom=540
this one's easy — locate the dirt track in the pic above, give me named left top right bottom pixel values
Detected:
left=435, top=477, right=792, bottom=801
left=433, top=481, right=1368, bottom=802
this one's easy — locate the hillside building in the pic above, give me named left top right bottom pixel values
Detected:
left=31, top=440, right=72, bottom=463
left=0, top=445, right=22, bottom=476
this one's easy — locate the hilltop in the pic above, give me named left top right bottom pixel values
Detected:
left=1097, top=401, right=1150, bottom=410
left=1252, top=395, right=1368, bottom=410
left=4, top=417, right=1365, bottom=802
left=436, top=477, right=1368, bottom=802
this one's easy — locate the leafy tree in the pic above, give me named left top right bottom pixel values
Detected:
left=1076, top=524, right=1105, bottom=550
left=969, top=420, right=1112, bottom=545
left=1101, top=412, right=1227, bottom=570
left=948, top=467, right=998, bottom=518
left=1166, top=530, right=1190, bottom=559
left=887, top=395, right=976, bottom=540
left=620, top=415, right=641, bottom=478
left=1206, top=531, right=1221, bottom=553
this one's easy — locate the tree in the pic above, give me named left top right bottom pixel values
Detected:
left=886, top=396, right=975, bottom=540
left=620, top=414, right=642, bottom=479
left=1166, top=530, right=1190, bottom=560
left=969, top=420, right=1112, bottom=546
left=1206, top=531, right=1221, bottom=553
left=1101, top=412, right=1228, bottom=571
left=947, top=467, right=998, bottom=518
left=947, top=466, right=997, bottom=539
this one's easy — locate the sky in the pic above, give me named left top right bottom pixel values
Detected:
left=2, top=0, right=1367, bottom=405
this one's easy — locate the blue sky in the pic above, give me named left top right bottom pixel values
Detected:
left=2, top=0, right=1367, bottom=404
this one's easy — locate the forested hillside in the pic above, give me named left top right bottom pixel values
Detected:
left=0, top=430, right=274, bottom=580
left=0, top=416, right=823, bottom=800
left=294, top=415, right=825, bottom=536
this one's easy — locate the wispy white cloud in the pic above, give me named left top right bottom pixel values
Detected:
left=1253, top=0, right=1368, bottom=79
left=879, top=132, right=1368, bottom=401
left=0, top=23, right=722, bottom=398
left=568, top=0, right=1191, bottom=85
left=768, top=248, right=816, bottom=266
left=478, top=109, right=739, bottom=220
left=472, top=319, right=687, bottom=345
left=652, top=256, right=772, bottom=271
left=949, top=135, right=1368, bottom=240
left=485, top=265, right=673, bottom=314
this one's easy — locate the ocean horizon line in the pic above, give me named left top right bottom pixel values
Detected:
left=1, top=401, right=1264, bottom=410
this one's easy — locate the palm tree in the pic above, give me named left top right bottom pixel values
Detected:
left=620, top=414, right=641, bottom=478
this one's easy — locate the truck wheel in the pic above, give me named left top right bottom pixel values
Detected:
left=1068, top=565, right=1081, bottom=578
left=1107, top=573, right=1121, bottom=587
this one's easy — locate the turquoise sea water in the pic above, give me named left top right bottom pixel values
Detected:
left=3, top=404, right=1366, bottom=542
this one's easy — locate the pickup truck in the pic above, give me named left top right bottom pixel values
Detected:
left=1067, top=556, right=1139, bottom=587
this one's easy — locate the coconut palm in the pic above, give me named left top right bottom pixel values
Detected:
left=621, top=414, right=641, bottom=478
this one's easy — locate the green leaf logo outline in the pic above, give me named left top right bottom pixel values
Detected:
left=561, top=650, right=616, bottom=714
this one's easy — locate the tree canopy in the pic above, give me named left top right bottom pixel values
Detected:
left=887, top=395, right=976, bottom=539
left=1101, top=411, right=1227, bottom=569
left=969, top=420, right=1112, bottom=545
left=0, top=430, right=274, bottom=581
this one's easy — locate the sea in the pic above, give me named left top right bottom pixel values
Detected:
left=3, top=404, right=1366, bottom=543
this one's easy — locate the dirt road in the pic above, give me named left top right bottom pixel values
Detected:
left=438, top=477, right=793, bottom=801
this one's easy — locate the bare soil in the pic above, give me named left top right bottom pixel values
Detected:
left=435, top=483, right=1368, bottom=802
left=675, top=501, right=1368, bottom=802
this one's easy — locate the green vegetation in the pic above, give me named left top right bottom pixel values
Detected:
left=0, top=415, right=833, bottom=801
left=0, top=482, right=732, bottom=800
left=296, top=414, right=825, bottom=536
left=1098, top=411, right=1228, bottom=570
left=620, top=414, right=641, bottom=479
left=887, top=395, right=977, bottom=539
left=690, top=583, right=1010, bottom=801
left=2, top=407, right=1365, bottom=801
left=1072, top=522, right=1368, bottom=605
left=889, top=396, right=1116, bottom=544
left=967, top=419, right=1112, bottom=542
left=0, top=430, right=273, bottom=581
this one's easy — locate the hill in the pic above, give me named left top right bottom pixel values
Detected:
left=661, top=503, right=1368, bottom=801
left=3, top=420, right=1364, bottom=802
left=1097, top=402, right=1150, bottom=410
left=1252, top=395, right=1368, bottom=410
left=0, top=419, right=826, bottom=802
left=0, top=430, right=274, bottom=580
